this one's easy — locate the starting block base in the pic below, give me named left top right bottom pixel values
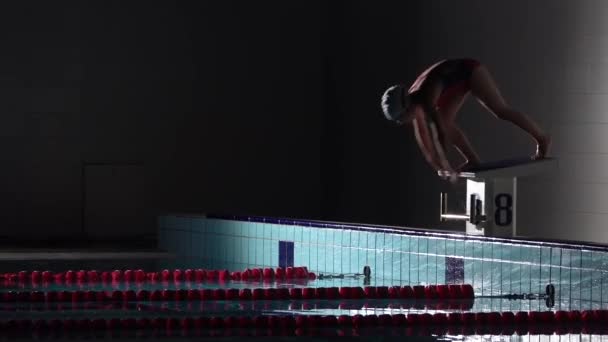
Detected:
left=439, top=157, right=557, bottom=238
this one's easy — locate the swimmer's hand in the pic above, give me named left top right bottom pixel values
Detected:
left=533, top=134, right=552, bottom=160
left=427, top=121, right=458, bottom=183
left=457, top=160, right=481, bottom=173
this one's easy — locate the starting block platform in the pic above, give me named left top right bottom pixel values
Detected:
left=438, top=157, right=558, bottom=238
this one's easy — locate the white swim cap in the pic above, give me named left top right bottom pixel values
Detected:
left=381, top=84, right=410, bottom=124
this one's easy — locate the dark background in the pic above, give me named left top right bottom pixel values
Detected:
left=2, top=0, right=606, bottom=244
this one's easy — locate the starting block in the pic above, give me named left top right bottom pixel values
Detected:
left=438, top=157, right=558, bottom=237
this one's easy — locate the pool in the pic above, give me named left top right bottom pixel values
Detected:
left=2, top=214, right=608, bottom=340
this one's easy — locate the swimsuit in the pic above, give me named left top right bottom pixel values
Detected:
left=409, top=59, right=481, bottom=109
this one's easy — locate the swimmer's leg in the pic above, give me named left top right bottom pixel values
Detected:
left=469, top=65, right=551, bottom=159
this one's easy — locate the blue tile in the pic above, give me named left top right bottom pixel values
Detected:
left=231, top=236, right=240, bottom=263
left=341, top=246, right=352, bottom=274
left=464, top=255, right=473, bottom=286
left=232, top=221, right=243, bottom=236
left=207, top=234, right=216, bottom=261
left=239, top=222, right=251, bottom=238
left=454, top=239, right=465, bottom=259
left=233, top=237, right=243, bottom=264
left=427, top=238, right=437, bottom=256
left=470, top=260, right=483, bottom=291
left=222, top=235, right=231, bottom=262
left=318, top=244, right=328, bottom=272
left=436, top=238, right=447, bottom=258
left=271, top=240, right=279, bottom=267
left=256, top=223, right=265, bottom=240
left=445, top=239, right=455, bottom=257
left=472, top=241, right=483, bottom=260
left=580, top=251, right=594, bottom=305
left=279, top=225, right=289, bottom=241
left=309, top=243, right=318, bottom=272
left=294, top=225, right=303, bottom=243
left=602, top=269, right=608, bottom=305
left=589, top=261, right=602, bottom=304
left=540, top=246, right=552, bottom=266
left=401, top=250, right=413, bottom=281
left=201, top=232, right=210, bottom=261
left=264, top=238, right=272, bottom=266
left=372, top=232, right=383, bottom=250
left=247, top=238, right=257, bottom=265
left=436, top=256, right=446, bottom=284
left=302, top=227, right=311, bottom=243
left=326, top=229, right=337, bottom=247
left=424, top=255, right=436, bottom=285
left=294, top=242, right=305, bottom=267
left=191, top=218, right=204, bottom=233
left=382, top=250, right=394, bottom=280
left=332, top=246, right=342, bottom=274
left=223, top=221, right=233, bottom=236
left=310, top=228, right=319, bottom=245
left=271, top=224, right=281, bottom=241
left=286, top=225, right=296, bottom=242
left=342, top=230, right=352, bottom=248
left=389, top=233, right=400, bottom=251
left=262, top=223, right=272, bottom=240
left=205, top=219, right=216, bottom=234
left=318, top=229, right=327, bottom=248
left=365, top=232, right=376, bottom=249
left=279, top=241, right=294, bottom=268
left=351, top=230, right=361, bottom=249
left=409, top=238, right=419, bottom=282
left=231, top=221, right=242, bottom=237
left=355, top=249, right=366, bottom=275
left=214, top=234, right=225, bottom=262
left=255, top=239, right=265, bottom=266
left=333, top=228, right=343, bottom=247
left=550, top=247, right=563, bottom=274
left=364, top=248, right=376, bottom=275
left=219, top=219, right=229, bottom=235
left=399, top=235, right=409, bottom=253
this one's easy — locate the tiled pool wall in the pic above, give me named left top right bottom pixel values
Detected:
left=158, top=214, right=608, bottom=310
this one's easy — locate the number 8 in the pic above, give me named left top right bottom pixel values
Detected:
left=494, top=193, right=513, bottom=226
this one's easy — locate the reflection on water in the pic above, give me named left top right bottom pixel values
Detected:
left=1, top=258, right=607, bottom=340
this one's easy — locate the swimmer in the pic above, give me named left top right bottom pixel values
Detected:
left=381, top=58, right=551, bottom=179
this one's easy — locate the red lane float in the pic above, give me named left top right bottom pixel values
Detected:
left=4, top=311, right=608, bottom=337
left=1, top=266, right=315, bottom=287
left=1, top=284, right=475, bottom=304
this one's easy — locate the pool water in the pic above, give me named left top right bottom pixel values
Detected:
left=0, top=258, right=602, bottom=341
left=4, top=212, right=608, bottom=341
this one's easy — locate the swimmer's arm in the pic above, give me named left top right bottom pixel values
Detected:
left=443, top=122, right=481, bottom=167
left=420, top=82, right=454, bottom=173
left=412, top=118, right=443, bottom=172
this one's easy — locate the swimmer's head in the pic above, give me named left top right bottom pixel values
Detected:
left=381, top=84, right=413, bottom=125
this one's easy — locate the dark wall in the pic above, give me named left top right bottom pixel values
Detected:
left=0, top=1, right=325, bottom=240
left=320, top=0, right=461, bottom=229
left=13, top=0, right=594, bottom=240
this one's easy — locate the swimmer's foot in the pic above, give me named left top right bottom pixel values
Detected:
left=533, top=134, right=552, bottom=160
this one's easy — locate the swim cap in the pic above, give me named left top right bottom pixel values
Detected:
left=381, top=84, right=410, bottom=123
